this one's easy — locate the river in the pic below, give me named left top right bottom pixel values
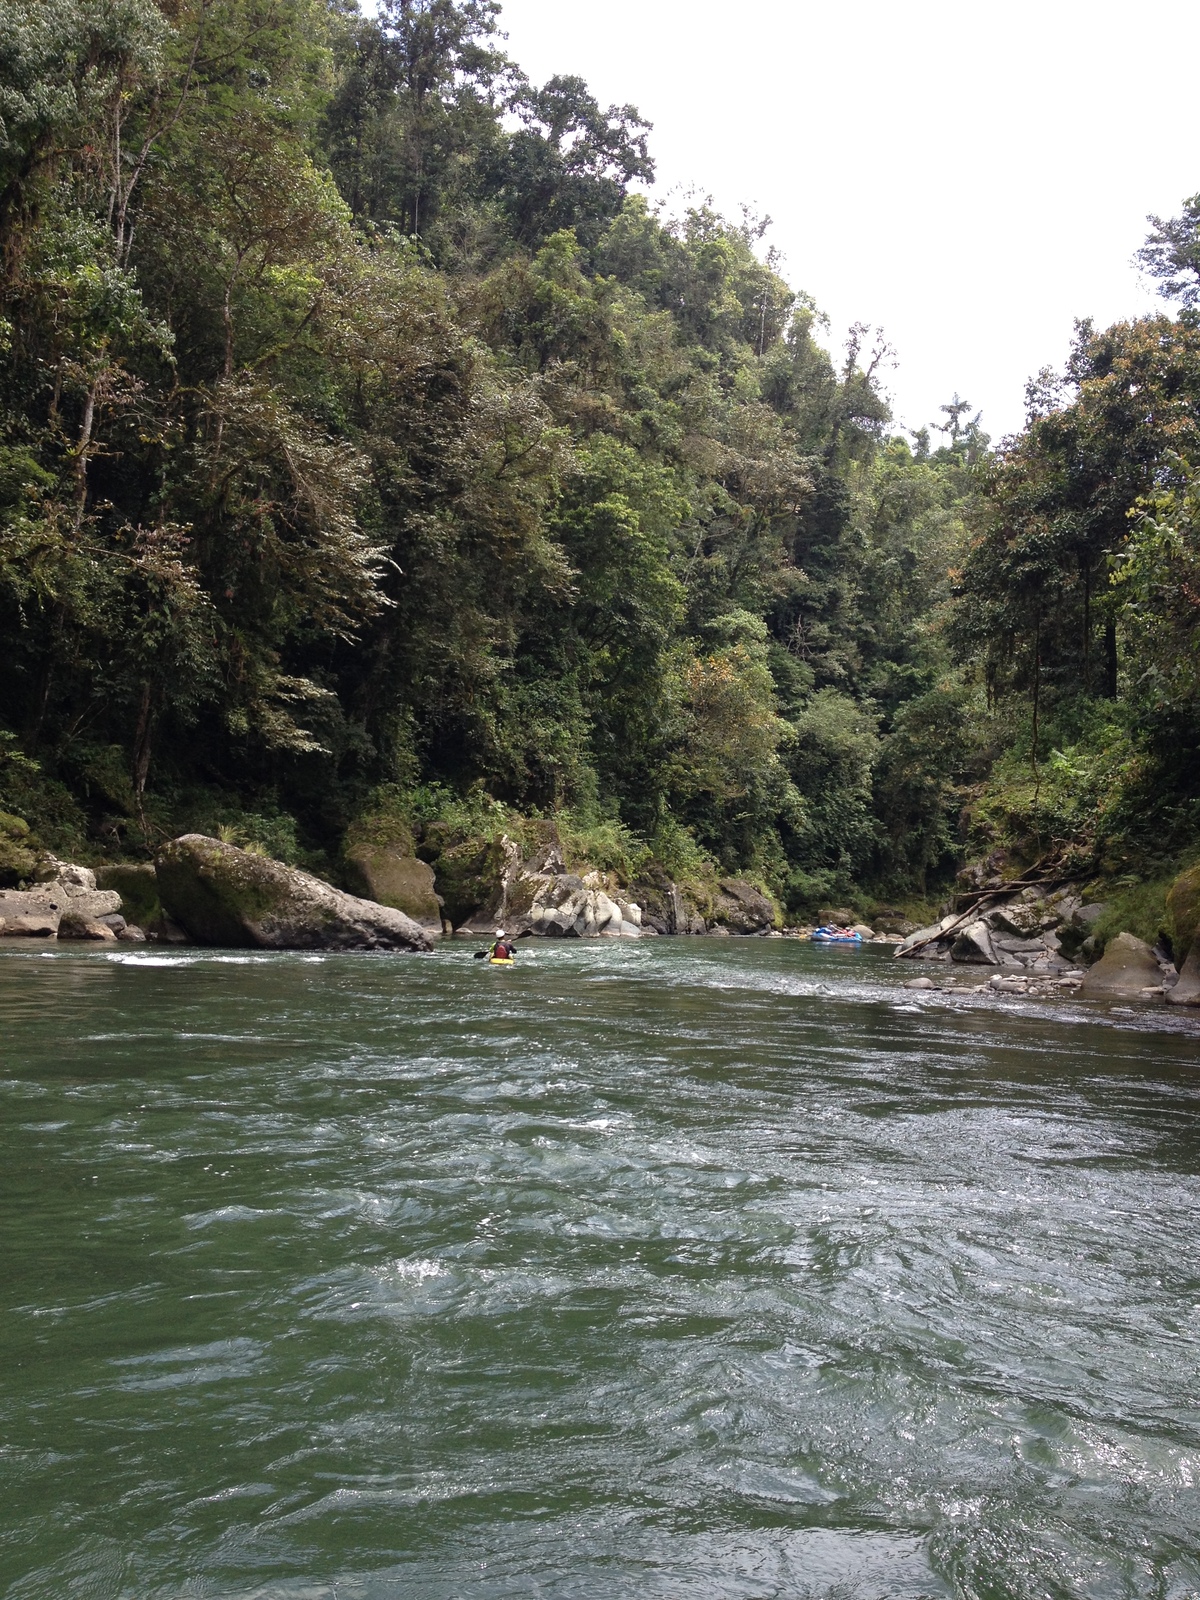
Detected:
left=2, top=938, right=1200, bottom=1599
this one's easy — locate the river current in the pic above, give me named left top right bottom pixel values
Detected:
left=3, top=938, right=1200, bottom=1599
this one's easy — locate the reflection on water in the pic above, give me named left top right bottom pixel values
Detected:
left=2, top=938, right=1199, bottom=1599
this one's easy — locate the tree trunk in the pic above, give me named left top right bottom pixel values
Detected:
left=1104, top=621, right=1118, bottom=699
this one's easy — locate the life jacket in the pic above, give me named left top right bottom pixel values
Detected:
left=491, top=940, right=513, bottom=960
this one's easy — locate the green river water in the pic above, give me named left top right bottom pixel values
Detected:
left=3, top=938, right=1200, bottom=1599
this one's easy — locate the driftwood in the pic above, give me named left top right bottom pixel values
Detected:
left=900, top=856, right=1070, bottom=958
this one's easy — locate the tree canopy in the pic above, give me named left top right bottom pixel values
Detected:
left=1, top=0, right=1197, bottom=911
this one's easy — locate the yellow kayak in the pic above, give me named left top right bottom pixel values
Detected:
left=489, top=956, right=515, bottom=966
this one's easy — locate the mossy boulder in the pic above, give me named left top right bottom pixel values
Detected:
left=342, top=845, right=442, bottom=932
left=96, top=863, right=161, bottom=928
left=1078, top=932, right=1162, bottom=999
left=417, top=827, right=509, bottom=929
left=1166, top=944, right=1200, bottom=1006
left=1166, top=865, right=1200, bottom=963
left=0, top=811, right=38, bottom=886
left=712, top=879, right=779, bottom=934
left=156, top=834, right=431, bottom=950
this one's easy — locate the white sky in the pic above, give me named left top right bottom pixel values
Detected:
left=494, top=0, right=1200, bottom=443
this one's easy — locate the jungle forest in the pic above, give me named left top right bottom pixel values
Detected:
left=2, top=0, right=1199, bottom=925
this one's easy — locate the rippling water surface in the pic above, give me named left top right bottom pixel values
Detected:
left=3, top=938, right=1200, bottom=1599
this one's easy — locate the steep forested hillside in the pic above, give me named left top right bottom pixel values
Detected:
left=1, top=0, right=1197, bottom=921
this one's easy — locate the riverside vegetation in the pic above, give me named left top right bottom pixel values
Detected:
left=2, top=0, right=1200, bottom=963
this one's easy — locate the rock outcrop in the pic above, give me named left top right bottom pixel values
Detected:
left=155, top=835, right=432, bottom=950
left=631, top=864, right=707, bottom=935
left=1078, top=932, right=1163, bottom=999
left=1, top=861, right=128, bottom=938
left=897, top=885, right=1107, bottom=974
left=342, top=845, right=444, bottom=933
left=449, top=835, right=646, bottom=939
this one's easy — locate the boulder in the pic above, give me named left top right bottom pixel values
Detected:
left=0, top=889, right=63, bottom=937
left=96, top=863, right=161, bottom=928
left=1167, top=865, right=1200, bottom=964
left=990, top=974, right=1028, bottom=994
left=155, top=835, right=432, bottom=951
left=991, top=933, right=1049, bottom=959
left=0, top=810, right=37, bottom=886
left=895, top=913, right=960, bottom=958
left=118, top=924, right=148, bottom=943
left=342, top=845, right=443, bottom=933
left=58, top=912, right=118, bottom=941
left=418, top=828, right=514, bottom=930
left=817, top=906, right=855, bottom=927
left=1078, top=932, right=1163, bottom=999
left=30, top=863, right=122, bottom=922
left=1165, top=944, right=1200, bottom=1006
left=711, top=879, right=777, bottom=935
left=904, top=976, right=936, bottom=990
left=950, top=919, right=996, bottom=964
left=986, top=902, right=1044, bottom=938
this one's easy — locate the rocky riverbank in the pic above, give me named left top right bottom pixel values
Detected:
left=893, top=862, right=1200, bottom=1006
left=3, top=830, right=1198, bottom=1010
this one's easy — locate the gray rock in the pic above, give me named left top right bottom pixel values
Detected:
left=58, top=912, right=118, bottom=941
left=985, top=902, right=1043, bottom=938
left=991, top=933, right=1048, bottom=955
left=712, top=879, right=777, bottom=934
left=950, top=919, right=996, bottom=963
left=817, top=906, right=855, bottom=926
left=1074, top=902, right=1108, bottom=927
left=1078, top=932, right=1163, bottom=999
left=990, top=974, right=1028, bottom=993
left=895, top=916, right=958, bottom=957
left=118, top=924, right=148, bottom=943
left=0, top=889, right=63, bottom=937
left=1165, top=944, right=1200, bottom=1006
left=36, top=859, right=97, bottom=892
left=904, top=976, right=936, bottom=990
left=155, top=835, right=431, bottom=951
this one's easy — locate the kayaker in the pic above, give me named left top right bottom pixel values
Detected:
left=490, top=929, right=514, bottom=961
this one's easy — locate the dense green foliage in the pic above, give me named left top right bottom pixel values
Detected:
left=1, top=0, right=1197, bottom=911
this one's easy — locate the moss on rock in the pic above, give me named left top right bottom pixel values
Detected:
left=1167, top=864, right=1200, bottom=963
left=156, top=834, right=430, bottom=950
left=342, top=845, right=442, bottom=930
left=95, top=863, right=161, bottom=928
left=0, top=811, right=37, bottom=886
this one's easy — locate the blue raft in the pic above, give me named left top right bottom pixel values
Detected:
left=811, top=925, right=863, bottom=945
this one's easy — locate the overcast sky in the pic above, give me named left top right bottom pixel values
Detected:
left=494, top=0, right=1200, bottom=443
